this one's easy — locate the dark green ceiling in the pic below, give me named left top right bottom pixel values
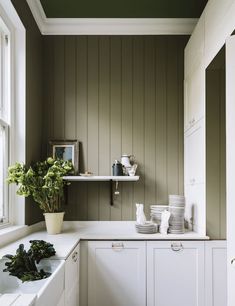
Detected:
left=40, top=0, right=208, bottom=18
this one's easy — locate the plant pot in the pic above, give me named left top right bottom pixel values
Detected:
left=43, top=212, right=65, bottom=235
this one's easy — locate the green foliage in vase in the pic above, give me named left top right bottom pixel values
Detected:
left=3, top=240, right=56, bottom=282
left=7, top=157, right=74, bottom=213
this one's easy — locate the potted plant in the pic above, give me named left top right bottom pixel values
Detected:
left=7, top=157, right=74, bottom=234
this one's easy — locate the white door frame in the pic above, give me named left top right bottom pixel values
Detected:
left=226, top=34, right=235, bottom=306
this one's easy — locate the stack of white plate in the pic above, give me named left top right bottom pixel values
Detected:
left=169, top=195, right=185, bottom=234
left=150, top=205, right=169, bottom=225
left=169, top=195, right=185, bottom=207
left=135, top=222, right=158, bottom=234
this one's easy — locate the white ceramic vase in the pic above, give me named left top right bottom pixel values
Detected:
left=44, top=212, right=65, bottom=235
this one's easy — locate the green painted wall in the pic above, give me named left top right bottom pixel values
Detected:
left=206, top=47, right=226, bottom=239
left=11, top=0, right=44, bottom=225
left=43, top=35, right=188, bottom=221
left=40, top=0, right=207, bottom=18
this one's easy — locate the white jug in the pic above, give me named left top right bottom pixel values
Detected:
left=121, top=154, right=133, bottom=168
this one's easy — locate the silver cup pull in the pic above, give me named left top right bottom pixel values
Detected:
left=112, top=242, right=124, bottom=251
left=171, top=242, right=183, bottom=252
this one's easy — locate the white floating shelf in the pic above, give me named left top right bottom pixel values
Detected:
left=63, top=175, right=139, bottom=182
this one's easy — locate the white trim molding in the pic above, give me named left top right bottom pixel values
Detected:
left=26, top=0, right=198, bottom=35
left=0, top=0, right=26, bottom=226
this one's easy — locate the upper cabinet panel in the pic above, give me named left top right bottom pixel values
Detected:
left=184, top=66, right=205, bottom=132
left=185, top=11, right=205, bottom=78
left=184, top=118, right=205, bottom=186
left=205, top=0, right=235, bottom=67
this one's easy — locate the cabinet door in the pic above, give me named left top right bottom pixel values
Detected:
left=184, top=119, right=205, bottom=186
left=65, top=244, right=80, bottom=306
left=184, top=67, right=205, bottom=132
left=147, top=241, right=205, bottom=306
left=57, top=291, right=65, bottom=306
left=205, top=241, right=227, bottom=306
left=88, top=241, right=146, bottom=306
left=184, top=183, right=206, bottom=234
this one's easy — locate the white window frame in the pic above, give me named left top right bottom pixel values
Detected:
left=0, top=0, right=26, bottom=228
left=0, top=16, right=10, bottom=226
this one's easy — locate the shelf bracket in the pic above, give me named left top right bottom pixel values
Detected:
left=110, top=179, right=114, bottom=206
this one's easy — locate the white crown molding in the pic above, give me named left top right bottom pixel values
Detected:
left=26, top=0, right=198, bottom=35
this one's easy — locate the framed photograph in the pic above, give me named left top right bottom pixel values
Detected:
left=48, top=140, right=79, bottom=174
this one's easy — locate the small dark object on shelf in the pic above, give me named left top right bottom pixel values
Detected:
left=3, top=240, right=56, bottom=282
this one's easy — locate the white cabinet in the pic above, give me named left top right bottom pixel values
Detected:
left=184, top=68, right=205, bottom=132
left=205, top=241, right=227, bottom=306
left=184, top=119, right=205, bottom=186
left=88, top=241, right=146, bottom=306
left=57, top=291, right=65, bottom=306
left=147, top=241, right=205, bottom=306
left=65, top=244, right=80, bottom=306
left=184, top=183, right=206, bottom=234
left=184, top=11, right=205, bottom=78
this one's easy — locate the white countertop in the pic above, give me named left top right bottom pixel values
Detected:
left=0, top=221, right=209, bottom=260
left=62, top=221, right=209, bottom=240
left=0, top=228, right=80, bottom=260
left=0, top=294, right=36, bottom=306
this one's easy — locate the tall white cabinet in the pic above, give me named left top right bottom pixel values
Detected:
left=147, top=241, right=205, bottom=306
left=184, top=120, right=205, bottom=233
left=88, top=241, right=146, bottom=306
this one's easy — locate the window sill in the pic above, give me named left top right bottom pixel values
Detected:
left=0, top=225, right=28, bottom=248
left=0, top=222, right=44, bottom=248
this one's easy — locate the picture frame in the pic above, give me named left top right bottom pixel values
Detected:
left=48, top=140, right=79, bottom=174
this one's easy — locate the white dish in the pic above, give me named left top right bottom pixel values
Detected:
left=79, top=173, right=93, bottom=177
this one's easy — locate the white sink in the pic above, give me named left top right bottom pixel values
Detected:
left=0, top=259, right=65, bottom=306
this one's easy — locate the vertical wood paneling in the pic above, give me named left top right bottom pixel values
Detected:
left=166, top=37, right=180, bottom=195
left=76, top=37, right=88, bottom=220
left=220, top=71, right=226, bottom=238
left=155, top=37, right=167, bottom=204
left=65, top=36, right=76, bottom=139
left=53, top=36, right=65, bottom=139
left=87, top=37, right=99, bottom=220
left=99, top=37, right=111, bottom=220
left=132, top=37, right=145, bottom=218
left=64, top=37, right=77, bottom=218
left=206, top=70, right=221, bottom=239
left=110, top=36, right=122, bottom=220
left=121, top=37, right=133, bottom=220
left=144, top=37, right=156, bottom=218
left=178, top=38, right=186, bottom=195
left=206, top=66, right=226, bottom=239
left=43, top=36, right=187, bottom=221
left=43, top=36, right=54, bottom=153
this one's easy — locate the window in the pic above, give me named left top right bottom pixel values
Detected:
left=0, top=17, right=10, bottom=225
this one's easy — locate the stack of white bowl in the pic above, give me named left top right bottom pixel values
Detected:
left=150, top=205, right=169, bottom=225
left=135, top=222, right=158, bottom=234
left=168, top=195, right=185, bottom=234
